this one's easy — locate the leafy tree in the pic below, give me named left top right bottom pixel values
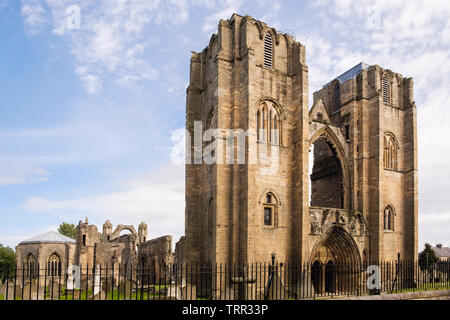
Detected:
left=418, top=243, right=439, bottom=271
left=58, top=222, right=77, bottom=239
left=0, top=244, right=16, bottom=280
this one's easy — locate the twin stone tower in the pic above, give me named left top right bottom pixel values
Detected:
left=176, top=14, right=418, bottom=267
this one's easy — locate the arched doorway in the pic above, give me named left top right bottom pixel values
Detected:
left=309, top=130, right=348, bottom=209
left=310, top=226, right=361, bottom=293
left=325, top=261, right=336, bottom=293
left=311, top=261, right=322, bottom=294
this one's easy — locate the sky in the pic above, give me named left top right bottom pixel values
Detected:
left=0, top=0, right=449, bottom=253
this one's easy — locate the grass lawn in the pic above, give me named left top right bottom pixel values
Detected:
left=56, top=288, right=165, bottom=300
left=394, top=284, right=449, bottom=294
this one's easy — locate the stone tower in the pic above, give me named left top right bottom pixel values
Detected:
left=138, top=222, right=148, bottom=244
left=182, top=14, right=309, bottom=265
left=75, top=218, right=101, bottom=267
left=102, top=220, right=113, bottom=242
left=180, top=14, right=418, bottom=266
left=310, top=63, right=418, bottom=261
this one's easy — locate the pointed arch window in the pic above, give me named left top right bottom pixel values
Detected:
left=382, top=75, right=390, bottom=105
left=384, top=133, right=398, bottom=170
left=264, top=33, right=273, bottom=68
left=47, top=253, right=61, bottom=276
left=26, top=254, right=36, bottom=278
left=333, top=82, right=341, bottom=113
left=257, top=102, right=281, bottom=145
left=384, top=205, right=395, bottom=231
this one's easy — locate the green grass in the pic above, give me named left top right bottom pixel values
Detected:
left=0, top=283, right=172, bottom=301
left=312, top=283, right=450, bottom=299
left=57, top=288, right=93, bottom=300
left=54, top=287, right=167, bottom=300
left=392, top=283, right=449, bottom=294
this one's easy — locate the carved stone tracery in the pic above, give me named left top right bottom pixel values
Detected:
left=309, top=207, right=368, bottom=238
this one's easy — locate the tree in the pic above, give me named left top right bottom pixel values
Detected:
left=418, top=243, right=439, bottom=272
left=0, top=244, right=16, bottom=280
left=58, top=222, right=77, bottom=239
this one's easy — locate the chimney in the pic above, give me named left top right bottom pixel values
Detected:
left=437, top=243, right=443, bottom=249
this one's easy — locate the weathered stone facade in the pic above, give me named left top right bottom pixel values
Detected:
left=179, top=14, right=418, bottom=266
left=16, top=219, right=174, bottom=278
left=15, top=232, right=76, bottom=278
left=138, top=236, right=174, bottom=284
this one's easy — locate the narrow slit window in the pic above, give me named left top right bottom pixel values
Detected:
left=382, top=75, right=390, bottom=104
left=264, top=33, right=273, bottom=68
left=257, top=110, right=260, bottom=141
left=384, top=206, right=394, bottom=231
left=333, top=83, right=341, bottom=112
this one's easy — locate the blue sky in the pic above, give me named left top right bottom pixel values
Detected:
left=0, top=0, right=449, bottom=252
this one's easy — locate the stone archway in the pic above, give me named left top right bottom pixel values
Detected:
left=110, top=225, right=137, bottom=240
left=310, top=226, right=361, bottom=293
left=309, top=126, right=350, bottom=210
left=311, top=226, right=361, bottom=265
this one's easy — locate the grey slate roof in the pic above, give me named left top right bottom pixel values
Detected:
left=20, top=231, right=76, bottom=244
left=432, top=246, right=450, bottom=258
left=323, top=62, right=370, bottom=88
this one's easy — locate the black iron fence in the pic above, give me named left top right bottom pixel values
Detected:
left=0, top=260, right=449, bottom=300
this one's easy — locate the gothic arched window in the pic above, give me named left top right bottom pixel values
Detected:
left=382, top=75, right=390, bottom=105
left=264, top=33, right=273, bottom=68
left=384, top=133, right=398, bottom=170
left=257, top=102, right=281, bottom=145
left=47, top=253, right=61, bottom=276
left=384, top=205, right=395, bottom=231
left=262, top=192, right=278, bottom=227
left=333, top=82, right=341, bottom=113
left=26, top=254, right=36, bottom=278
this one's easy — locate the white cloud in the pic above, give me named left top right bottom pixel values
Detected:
left=75, top=66, right=103, bottom=94
left=0, top=225, right=58, bottom=249
left=0, top=161, right=50, bottom=186
left=20, top=0, right=190, bottom=94
left=201, top=0, right=244, bottom=33
left=21, top=0, right=47, bottom=34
